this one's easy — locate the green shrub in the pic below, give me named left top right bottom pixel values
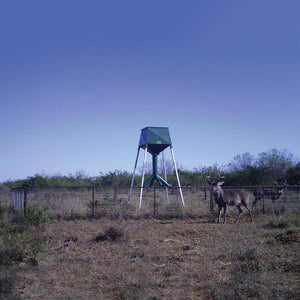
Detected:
left=24, top=205, right=45, bottom=226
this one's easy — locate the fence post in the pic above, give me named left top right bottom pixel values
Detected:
left=283, top=186, right=287, bottom=214
left=10, top=188, right=26, bottom=213
left=92, top=187, right=95, bottom=217
left=23, top=188, right=27, bottom=215
left=210, top=188, right=214, bottom=214
left=262, top=187, right=265, bottom=214
left=153, top=187, right=156, bottom=218
left=10, top=189, right=14, bottom=208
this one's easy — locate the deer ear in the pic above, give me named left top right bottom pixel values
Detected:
left=206, top=176, right=212, bottom=185
left=218, top=181, right=224, bottom=186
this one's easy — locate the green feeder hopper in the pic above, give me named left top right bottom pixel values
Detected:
left=128, top=127, right=184, bottom=210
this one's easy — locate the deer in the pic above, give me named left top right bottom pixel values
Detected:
left=252, top=182, right=287, bottom=206
left=252, top=188, right=284, bottom=206
left=207, top=176, right=253, bottom=224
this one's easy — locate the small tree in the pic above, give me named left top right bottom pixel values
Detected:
left=256, top=149, right=295, bottom=183
left=228, top=152, right=255, bottom=172
left=286, top=163, right=300, bottom=185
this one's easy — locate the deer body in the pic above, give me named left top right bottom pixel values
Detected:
left=209, top=180, right=253, bottom=224
left=252, top=187, right=284, bottom=206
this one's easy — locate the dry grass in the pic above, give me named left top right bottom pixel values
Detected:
left=10, top=212, right=299, bottom=300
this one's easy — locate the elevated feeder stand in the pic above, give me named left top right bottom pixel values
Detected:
left=128, top=127, right=184, bottom=210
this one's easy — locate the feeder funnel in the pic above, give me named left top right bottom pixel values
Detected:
left=139, top=127, right=172, bottom=155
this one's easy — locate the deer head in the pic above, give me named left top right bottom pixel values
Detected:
left=207, top=175, right=225, bottom=195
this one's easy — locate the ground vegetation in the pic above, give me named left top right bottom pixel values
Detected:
left=1, top=148, right=299, bottom=189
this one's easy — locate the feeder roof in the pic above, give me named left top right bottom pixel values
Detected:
left=139, top=127, right=172, bottom=154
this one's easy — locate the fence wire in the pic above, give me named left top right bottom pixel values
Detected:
left=9, top=186, right=300, bottom=219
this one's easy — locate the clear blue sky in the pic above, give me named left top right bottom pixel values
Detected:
left=1, top=0, right=300, bottom=182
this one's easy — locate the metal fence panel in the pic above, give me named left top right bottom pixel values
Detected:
left=9, top=186, right=300, bottom=218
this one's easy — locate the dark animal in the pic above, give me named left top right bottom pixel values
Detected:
left=252, top=187, right=284, bottom=206
left=207, top=177, right=253, bottom=224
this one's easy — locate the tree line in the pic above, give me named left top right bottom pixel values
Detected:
left=1, top=149, right=300, bottom=189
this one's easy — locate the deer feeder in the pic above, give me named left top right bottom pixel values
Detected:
left=128, top=127, right=184, bottom=210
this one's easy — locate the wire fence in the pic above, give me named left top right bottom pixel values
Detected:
left=8, top=185, right=300, bottom=219
left=0, top=188, right=10, bottom=208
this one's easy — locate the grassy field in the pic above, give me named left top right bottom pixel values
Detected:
left=1, top=210, right=297, bottom=300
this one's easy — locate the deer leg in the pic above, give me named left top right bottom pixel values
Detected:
left=223, top=205, right=227, bottom=224
left=217, top=206, right=222, bottom=223
left=234, top=206, right=243, bottom=224
left=252, top=197, right=259, bottom=206
left=245, top=205, right=253, bottom=222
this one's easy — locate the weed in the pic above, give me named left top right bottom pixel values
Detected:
left=0, top=240, right=25, bottom=266
left=0, top=205, right=46, bottom=298
left=0, top=203, right=4, bottom=217
left=275, top=230, right=300, bottom=244
left=263, top=219, right=291, bottom=230
left=235, top=278, right=267, bottom=299
left=93, top=225, right=124, bottom=242
left=115, top=284, right=142, bottom=300
left=161, top=264, right=178, bottom=277
left=206, top=281, right=234, bottom=300
left=24, top=205, right=46, bottom=226
left=27, top=235, right=44, bottom=258
left=0, top=269, right=14, bottom=297
left=263, top=213, right=300, bottom=230
left=91, top=199, right=135, bottom=220
left=93, top=233, right=107, bottom=242
left=236, top=247, right=265, bottom=273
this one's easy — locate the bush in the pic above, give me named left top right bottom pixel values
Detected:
left=0, top=269, right=13, bottom=296
left=0, top=242, right=25, bottom=266
left=0, top=203, right=4, bottom=217
left=24, top=205, right=46, bottom=226
left=93, top=225, right=124, bottom=242
left=263, top=213, right=300, bottom=230
left=105, top=226, right=124, bottom=241
left=0, top=204, right=46, bottom=297
left=263, top=219, right=291, bottom=230
left=275, top=230, right=300, bottom=244
left=237, top=248, right=265, bottom=273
